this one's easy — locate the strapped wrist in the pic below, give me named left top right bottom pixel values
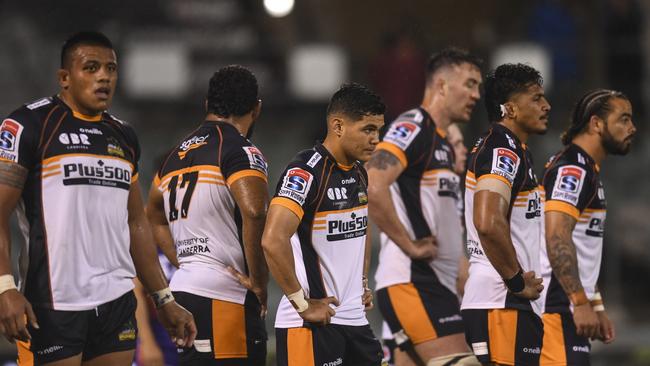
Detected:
left=0, top=274, right=17, bottom=295
left=503, top=269, right=525, bottom=293
left=151, top=287, right=174, bottom=308
left=287, top=288, right=309, bottom=313
left=569, top=290, right=589, bottom=307
left=590, top=291, right=605, bottom=312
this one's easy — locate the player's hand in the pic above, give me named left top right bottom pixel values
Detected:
left=595, top=310, right=615, bottom=344
left=227, top=266, right=268, bottom=319
left=0, top=289, right=38, bottom=343
left=299, top=297, right=339, bottom=326
left=362, top=276, right=373, bottom=311
left=512, top=271, right=543, bottom=300
left=573, top=303, right=601, bottom=339
left=406, top=237, right=437, bottom=260
left=157, top=301, right=197, bottom=348
left=137, top=339, right=165, bottom=366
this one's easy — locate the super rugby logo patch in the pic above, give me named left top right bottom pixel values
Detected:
left=278, top=168, right=313, bottom=205
left=551, top=165, right=585, bottom=206
left=243, top=146, right=268, bottom=175
left=0, top=119, right=24, bottom=162
left=383, top=121, right=420, bottom=150
left=490, top=148, right=519, bottom=184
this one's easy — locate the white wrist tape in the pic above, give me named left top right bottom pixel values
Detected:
left=151, top=287, right=174, bottom=308
left=287, top=289, right=309, bottom=313
left=0, top=274, right=17, bottom=295
left=590, top=292, right=605, bottom=312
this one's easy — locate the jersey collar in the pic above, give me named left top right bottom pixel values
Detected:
left=569, top=143, right=600, bottom=172
left=314, top=142, right=356, bottom=171
left=53, top=95, right=104, bottom=122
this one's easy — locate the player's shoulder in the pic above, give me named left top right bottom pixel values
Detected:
left=6, top=96, right=57, bottom=125
left=381, top=108, right=428, bottom=150
left=289, top=147, right=323, bottom=171
left=545, top=145, right=594, bottom=172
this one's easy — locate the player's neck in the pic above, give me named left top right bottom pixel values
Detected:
left=498, top=120, right=528, bottom=143
left=421, top=94, right=451, bottom=131
left=58, top=92, right=103, bottom=117
left=572, top=134, right=606, bottom=166
left=322, top=135, right=354, bottom=167
left=205, top=113, right=251, bottom=136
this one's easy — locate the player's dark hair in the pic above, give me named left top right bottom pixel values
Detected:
left=561, top=89, right=629, bottom=145
left=484, top=63, right=543, bottom=122
left=61, top=31, right=114, bottom=68
left=207, top=65, right=259, bottom=117
left=426, top=47, right=482, bottom=82
left=326, top=83, right=385, bottom=120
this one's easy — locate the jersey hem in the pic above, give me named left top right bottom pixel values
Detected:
left=41, top=287, right=134, bottom=311
left=169, top=286, right=246, bottom=305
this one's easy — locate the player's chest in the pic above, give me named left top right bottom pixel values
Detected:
left=43, top=121, right=132, bottom=161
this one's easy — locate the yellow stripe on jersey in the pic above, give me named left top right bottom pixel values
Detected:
left=72, top=110, right=102, bottom=122
left=42, top=153, right=134, bottom=170
left=41, top=164, right=61, bottom=173
left=132, top=173, right=138, bottom=183
left=158, top=165, right=223, bottom=186
left=226, top=169, right=267, bottom=187
left=271, top=197, right=304, bottom=220
left=545, top=200, right=580, bottom=220
left=376, top=141, right=408, bottom=168
left=314, top=204, right=368, bottom=218
left=477, top=173, right=512, bottom=188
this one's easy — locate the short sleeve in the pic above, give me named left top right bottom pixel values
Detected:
left=376, top=119, right=426, bottom=168
left=221, top=141, right=269, bottom=187
left=270, top=163, right=319, bottom=220
left=0, top=109, right=39, bottom=169
left=118, top=122, right=141, bottom=182
left=543, top=164, right=592, bottom=219
left=473, top=141, right=521, bottom=188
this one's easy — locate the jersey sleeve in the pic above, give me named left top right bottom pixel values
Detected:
left=120, top=123, right=141, bottom=182
left=0, top=108, right=40, bottom=170
left=543, top=164, right=593, bottom=219
left=376, top=119, right=426, bottom=168
left=220, top=139, right=269, bottom=187
left=270, top=162, right=319, bottom=220
left=472, top=136, right=522, bottom=188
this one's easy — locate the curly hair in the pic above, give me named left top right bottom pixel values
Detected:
left=484, top=63, right=543, bottom=122
left=561, top=89, right=628, bottom=145
left=426, top=46, right=482, bottom=81
left=207, top=65, right=259, bottom=117
left=326, top=83, right=385, bottom=120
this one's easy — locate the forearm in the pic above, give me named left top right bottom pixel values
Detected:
left=130, top=216, right=168, bottom=293
left=134, top=279, right=157, bottom=343
left=242, top=215, right=268, bottom=289
left=263, top=234, right=301, bottom=296
left=547, top=233, right=583, bottom=295
left=363, top=232, right=371, bottom=278
left=477, top=218, right=520, bottom=279
left=0, top=222, right=12, bottom=276
left=368, top=185, right=412, bottom=250
left=151, top=223, right=178, bottom=268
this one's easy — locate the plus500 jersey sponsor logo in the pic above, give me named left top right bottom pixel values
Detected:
left=326, top=212, right=367, bottom=241
left=62, top=160, right=131, bottom=190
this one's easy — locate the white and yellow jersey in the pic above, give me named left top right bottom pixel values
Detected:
left=540, top=144, right=606, bottom=313
left=374, top=108, right=464, bottom=295
left=2, top=96, right=139, bottom=310
left=461, top=123, right=543, bottom=316
left=154, top=121, right=268, bottom=305
left=271, top=144, right=370, bottom=328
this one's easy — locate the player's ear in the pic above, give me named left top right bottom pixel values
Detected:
left=503, top=102, right=516, bottom=120
left=57, top=69, right=70, bottom=90
left=330, top=116, right=343, bottom=137
left=589, top=114, right=604, bottom=135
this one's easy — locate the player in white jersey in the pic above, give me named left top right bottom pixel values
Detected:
left=539, top=90, right=635, bottom=365
left=147, top=65, right=269, bottom=365
left=461, top=64, right=549, bottom=366
left=263, top=84, right=385, bottom=366
left=0, top=31, right=195, bottom=366
left=367, top=47, right=482, bottom=366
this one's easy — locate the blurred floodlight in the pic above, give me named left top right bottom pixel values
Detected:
left=288, top=44, right=347, bottom=101
left=491, top=43, right=553, bottom=91
left=123, top=42, right=190, bottom=99
left=264, top=0, right=294, bottom=17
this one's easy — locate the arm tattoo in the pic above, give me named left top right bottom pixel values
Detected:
left=547, top=216, right=583, bottom=293
left=0, top=161, right=27, bottom=189
left=366, top=150, right=400, bottom=170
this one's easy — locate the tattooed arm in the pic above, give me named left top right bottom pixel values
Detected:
left=545, top=210, right=600, bottom=338
left=366, top=150, right=436, bottom=260
left=0, top=161, right=39, bottom=342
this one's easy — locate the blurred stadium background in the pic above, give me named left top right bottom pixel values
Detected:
left=1, top=0, right=649, bottom=365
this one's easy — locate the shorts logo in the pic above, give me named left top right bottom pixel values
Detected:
left=472, top=342, right=488, bottom=356
left=522, top=347, right=541, bottom=354
left=551, top=165, right=585, bottom=206
left=243, top=146, right=268, bottom=174
left=36, top=345, right=64, bottom=355
left=490, top=148, right=519, bottom=184
left=383, top=121, right=421, bottom=150
left=0, top=119, right=23, bottom=162
left=118, top=328, right=136, bottom=341
left=323, top=358, right=342, bottom=366
left=278, top=168, right=313, bottom=205
left=572, top=345, right=590, bottom=353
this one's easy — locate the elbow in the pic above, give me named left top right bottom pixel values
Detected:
left=474, top=215, right=499, bottom=239
left=241, top=203, right=268, bottom=221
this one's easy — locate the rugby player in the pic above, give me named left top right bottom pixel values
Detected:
left=262, top=83, right=385, bottom=366
left=540, top=89, right=635, bottom=365
left=367, top=47, right=482, bottom=366
left=0, top=31, right=195, bottom=365
left=461, top=63, right=550, bottom=366
left=146, top=65, right=269, bottom=365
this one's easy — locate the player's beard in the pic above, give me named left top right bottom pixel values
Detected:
left=601, top=122, right=631, bottom=155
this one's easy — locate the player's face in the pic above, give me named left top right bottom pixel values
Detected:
left=59, top=45, right=117, bottom=115
left=447, top=125, right=467, bottom=175
left=341, top=114, right=385, bottom=162
left=512, top=83, right=550, bottom=135
left=444, top=63, right=482, bottom=123
left=601, top=97, right=636, bottom=155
